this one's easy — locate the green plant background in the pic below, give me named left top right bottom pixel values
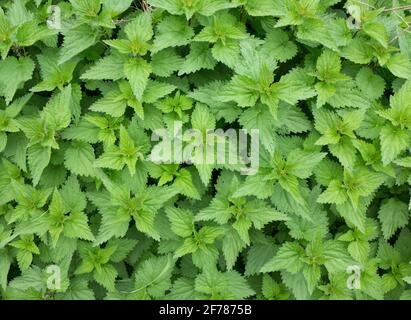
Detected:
left=0, top=0, right=411, bottom=300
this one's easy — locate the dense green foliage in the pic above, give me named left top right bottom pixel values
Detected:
left=1, top=0, right=411, bottom=300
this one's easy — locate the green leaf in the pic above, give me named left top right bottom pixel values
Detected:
left=287, top=150, right=326, bottom=179
left=245, top=242, right=277, bottom=276
left=191, top=103, right=216, bottom=132
left=317, top=180, right=347, bottom=205
left=386, top=53, right=411, bottom=79
left=173, top=168, right=200, bottom=200
left=316, top=49, right=345, bottom=83
left=32, top=49, right=79, bottom=92
left=104, top=0, right=133, bottom=16
left=81, top=53, right=125, bottom=80
left=240, top=0, right=283, bottom=16
left=59, top=24, right=98, bottom=65
left=0, top=56, right=35, bottom=104
left=380, top=125, right=410, bottom=165
left=64, top=211, right=95, bottom=241
left=363, top=22, right=389, bottom=48
left=222, top=227, right=247, bottom=270
left=166, top=207, right=194, bottom=238
left=341, top=38, right=374, bottom=64
left=94, top=206, right=131, bottom=245
left=151, top=49, right=184, bottom=77
left=178, top=42, right=217, bottom=75
left=261, top=242, right=304, bottom=273
left=262, top=29, right=297, bottom=62
left=355, top=67, right=385, bottom=100
left=94, top=264, right=117, bottom=291
left=195, top=269, right=255, bottom=299
left=378, top=199, right=410, bottom=240
left=57, top=278, right=95, bottom=300
left=152, top=16, right=194, bottom=53
left=28, top=145, right=51, bottom=186
left=60, top=175, right=87, bottom=212
left=64, top=141, right=96, bottom=177
left=303, top=264, right=321, bottom=294
left=123, top=58, right=151, bottom=100
left=134, top=254, right=175, bottom=298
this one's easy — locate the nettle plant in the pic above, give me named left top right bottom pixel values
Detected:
left=0, top=0, right=411, bottom=300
